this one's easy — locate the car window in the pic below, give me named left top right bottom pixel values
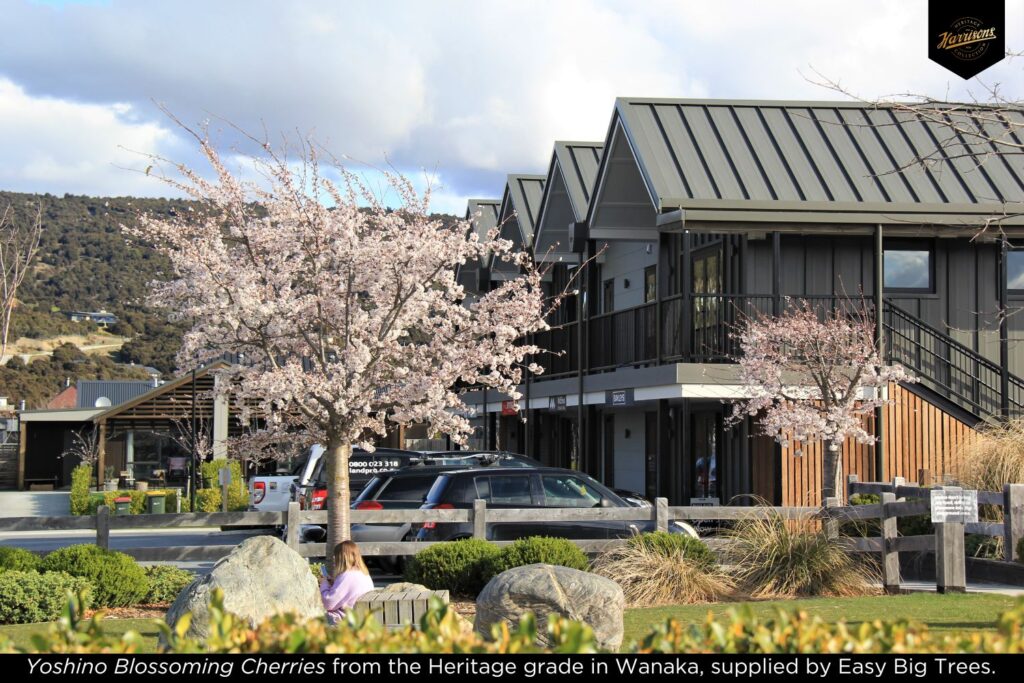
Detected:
left=474, top=475, right=532, bottom=505
left=541, top=474, right=603, bottom=508
left=375, top=475, right=436, bottom=502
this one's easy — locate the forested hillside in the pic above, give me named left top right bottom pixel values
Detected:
left=0, top=191, right=190, bottom=407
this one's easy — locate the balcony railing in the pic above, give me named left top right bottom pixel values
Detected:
left=530, top=293, right=1024, bottom=419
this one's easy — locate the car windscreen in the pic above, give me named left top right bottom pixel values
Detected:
left=354, top=475, right=387, bottom=502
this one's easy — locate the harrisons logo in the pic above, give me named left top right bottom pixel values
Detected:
left=928, top=1, right=1005, bottom=78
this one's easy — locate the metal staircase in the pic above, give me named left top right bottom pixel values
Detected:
left=883, top=302, right=1024, bottom=420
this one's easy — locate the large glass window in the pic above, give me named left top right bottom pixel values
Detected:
left=1008, top=250, right=1024, bottom=292
left=644, top=265, right=657, bottom=303
left=474, top=475, right=532, bottom=505
left=884, top=248, right=932, bottom=291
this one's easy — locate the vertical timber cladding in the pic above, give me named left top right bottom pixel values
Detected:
left=770, top=383, right=976, bottom=506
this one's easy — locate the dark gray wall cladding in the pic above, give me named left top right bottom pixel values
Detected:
left=742, top=234, right=1018, bottom=371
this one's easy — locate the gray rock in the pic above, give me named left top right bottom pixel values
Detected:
left=162, top=535, right=322, bottom=645
left=474, top=563, right=624, bottom=650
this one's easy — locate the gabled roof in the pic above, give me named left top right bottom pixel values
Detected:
left=591, top=97, right=1024, bottom=229
left=498, top=174, right=546, bottom=249
left=534, top=142, right=603, bottom=262
left=93, top=360, right=230, bottom=425
left=464, top=198, right=501, bottom=240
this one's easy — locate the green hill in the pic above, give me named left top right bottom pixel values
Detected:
left=0, top=191, right=189, bottom=407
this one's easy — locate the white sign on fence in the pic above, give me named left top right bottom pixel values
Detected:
left=930, top=488, right=978, bottom=524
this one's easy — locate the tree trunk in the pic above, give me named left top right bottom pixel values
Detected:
left=822, top=440, right=844, bottom=504
left=325, top=438, right=352, bottom=575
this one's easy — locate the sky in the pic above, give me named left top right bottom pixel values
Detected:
left=0, top=0, right=1021, bottom=214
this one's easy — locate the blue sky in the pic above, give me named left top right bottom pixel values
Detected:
left=0, top=1, right=1021, bottom=214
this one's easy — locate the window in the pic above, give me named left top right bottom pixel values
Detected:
left=474, top=475, right=532, bottom=505
left=1009, top=250, right=1024, bottom=292
left=644, top=265, right=657, bottom=303
left=376, top=476, right=435, bottom=502
left=884, top=247, right=932, bottom=291
left=602, top=279, right=615, bottom=313
left=541, top=474, right=603, bottom=508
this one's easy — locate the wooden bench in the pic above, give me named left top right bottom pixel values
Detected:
left=353, top=588, right=449, bottom=628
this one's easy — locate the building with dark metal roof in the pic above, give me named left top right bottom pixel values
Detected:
left=534, top=141, right=604, bottom=265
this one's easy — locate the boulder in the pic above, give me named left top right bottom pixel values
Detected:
left=162, top=535, right=322, bottom=644
left=474, top=563, right=624, bottom=650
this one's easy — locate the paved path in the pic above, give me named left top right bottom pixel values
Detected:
left=0, top=491, right=70, bottom=517
left=897, top=579, right=1024, bottom=597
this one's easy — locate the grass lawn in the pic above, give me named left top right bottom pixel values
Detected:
left=0, top=618, right=161, bottom=653
left=622, top=593, right=1018, bottom=647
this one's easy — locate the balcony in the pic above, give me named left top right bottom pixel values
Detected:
left=529, top=294, right=1024, bottom=419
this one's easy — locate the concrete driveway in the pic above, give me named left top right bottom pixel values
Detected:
left=0, top=491, right=70, bottom=517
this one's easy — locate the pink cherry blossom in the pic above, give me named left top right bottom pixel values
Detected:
left=126, top=129, right=552, bottom=562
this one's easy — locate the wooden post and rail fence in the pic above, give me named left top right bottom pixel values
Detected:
left=0, top=480, right=1020, bottom=593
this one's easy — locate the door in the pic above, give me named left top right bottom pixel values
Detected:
left=644, top=412, right=658, bottom=501
left=474, top=473, right=539, bottom=540
left=689, top=411, right=721, bottom=504
left=692, top=248, right=723, bottom=358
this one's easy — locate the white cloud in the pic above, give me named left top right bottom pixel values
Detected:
left=0, top=0, right=1020, bottom=209
left=0, top=77, right=177, bottom=196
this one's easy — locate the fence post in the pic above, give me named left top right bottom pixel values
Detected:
left=654, top=497, right=668, bottom=533
left=935, top=519, right=966, bottom=594
left=1004, top=483, right=1024, bottom=562
left=880, top=492, right=900, bottom=594
left=96, top=505, right=110, bottom=550
left=892, top=476, right=905, bottom=493
left=824, top=497, right=839, bottom=539
left=285, top=501, right=300, bottom=553
left=846, top=474, right=859, bottom=501
left=473, top=499, right=487, bottom=540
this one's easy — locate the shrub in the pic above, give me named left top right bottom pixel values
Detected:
left=0, top=546, right=41, bottom=573
left=196, top=459, right=248, bottom=512
left=0, top=571, right=92, bottom=625
left=1017, top=537, right=1024, bottom=564
left=142, top=566, right=194, bottom=604
left=69, top=464, right=93, bottom=516
left=593, top=541, right=732, bottom=607
left=480, top=537, right=589, bottom=585
left=195, top=488, right=221, bottom=513
left=626, top=532, right=717, bottom=569
left=956, top=420, right=1024, bottom=492
left=404, top=539, right=500, bottom=596
left=726, top=512, right=879, bottom=598
left=80, top=489, right=189, bottom=515
left=39, top=545, right=150, bottom=607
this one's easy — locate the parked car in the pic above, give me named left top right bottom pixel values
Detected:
left=415, top=466, right=698, bottom=542
left=292, top=447, right=424, bottom=510
left=298, top=452, right=540, bottom=548
left=248, top=445, right=324, bottom=513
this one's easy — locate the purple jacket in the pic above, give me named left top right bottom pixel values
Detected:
left=319, top=570, right=374, bottom=624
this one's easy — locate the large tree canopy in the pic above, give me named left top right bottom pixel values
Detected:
left=130, top=129, right=552, bottom=562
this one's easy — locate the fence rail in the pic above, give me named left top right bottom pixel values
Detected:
left=1, top=485, right=1020, bottom=593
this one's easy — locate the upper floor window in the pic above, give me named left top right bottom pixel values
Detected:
left=1008, top=250, right=1024, bottom=293
left=644, top=265, right=657, bottom=303
left=884, top=247, right=932, bottom=292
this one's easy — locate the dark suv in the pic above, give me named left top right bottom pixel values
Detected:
left=415, top=466, right=698, bottom=541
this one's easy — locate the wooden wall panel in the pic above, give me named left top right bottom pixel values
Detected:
left=775, top=383, right=976, bottom=506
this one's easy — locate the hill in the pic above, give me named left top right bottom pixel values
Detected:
left=0, top=191, right=190, bottom=407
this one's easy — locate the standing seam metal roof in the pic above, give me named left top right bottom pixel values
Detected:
left=465, top=198, right=501, bottom=240
left=611, top=97, right=1024, bottom=217
left=553, top=141, right=604, bottom=219
left=499, top=174, right=546, bottom=247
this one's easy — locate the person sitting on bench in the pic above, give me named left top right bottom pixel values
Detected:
left=319, top=540, right=374, bottom=625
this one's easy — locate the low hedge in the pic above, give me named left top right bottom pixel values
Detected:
left=39, top=545, right=149, bottom=608
left=0, top=546, right=41, bottom=573
left=0, top=571, right=93, bottom=625
left=142, top=565, right=195, bottom=604
left=198, top=459, right=248, bottom=511
left=480, top=537, right=590, bottom=585
left=404, top=539, right=500, bottom=596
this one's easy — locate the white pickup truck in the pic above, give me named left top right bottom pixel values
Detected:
left=248, top=445, right=324, bottom=512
